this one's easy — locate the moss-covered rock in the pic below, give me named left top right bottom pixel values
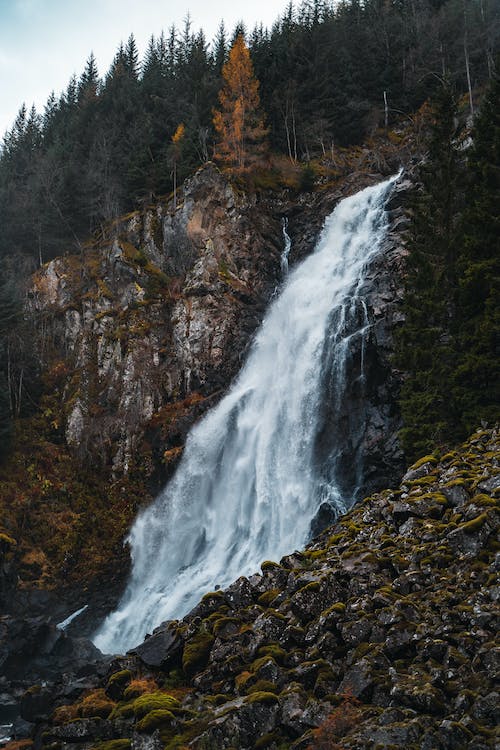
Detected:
left=136, top=709, right=175, bottom=733
left=105, top=670, right=132, bottom=701
left=31, top=428, right=500, bottom=750
left=92, top=741, right=131, bottom=750
left=182, top=632, right=215, bottom=678
left=132, top=692, right=180, bottom=719
left=246, top=691, right=279, bottom=706
left=78, top=690, right=115, bottom=719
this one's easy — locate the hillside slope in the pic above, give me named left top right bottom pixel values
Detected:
left=20, top=426, right=499, bottom=750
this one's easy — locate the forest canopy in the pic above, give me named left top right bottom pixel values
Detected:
left=0, top=0, right=498, bottom=267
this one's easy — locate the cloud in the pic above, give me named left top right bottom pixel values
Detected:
left=0, top=0, right=288, bottom=136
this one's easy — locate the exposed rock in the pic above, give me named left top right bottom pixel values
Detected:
left=49, top=718, right=114, bottom=742
left=130, top=622, right=182, bottom=669
left=32, top=427, right=499, bottom=750
left=28, top=163, right=283, bottom=478
left=0, top=616, right=104, bottom=682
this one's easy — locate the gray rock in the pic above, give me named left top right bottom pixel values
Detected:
left=338, top=659, right=373, bottom=698
left=441, top=482, right=469, bottom=506
left=132, top=729, right=164, bottom=750
left=50, top=718, right=114, bottom=742
left=130, top=622, right=181, bottom=669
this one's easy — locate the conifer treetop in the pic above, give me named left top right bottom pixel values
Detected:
left=213, top=34, right=268, bottom=172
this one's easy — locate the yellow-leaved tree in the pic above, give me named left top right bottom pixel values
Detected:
left=213, top=35, right=268, bottom=172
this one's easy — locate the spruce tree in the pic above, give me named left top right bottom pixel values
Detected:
left=0, top=281, right=20, bottom=461
left=396, top=84, right=463, bottom=460
left=453, top=69, right=500, bottom=431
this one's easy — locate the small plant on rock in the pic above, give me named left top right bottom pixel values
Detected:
left=306, top=693, right=362, bottom=749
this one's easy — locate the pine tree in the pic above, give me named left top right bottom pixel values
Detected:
left=0, top=281, right=21, bottom=461
left=78, top=52, right=99, bottom=102
left=453, top=68, right=500, bottom=431
left=213, top=34, right=268, bottom=172
left=396, top=84, right=463, bottom=460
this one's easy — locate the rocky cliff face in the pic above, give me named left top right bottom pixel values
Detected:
left=18, top=427, right=499, bottom=750
left=1, top=162, right=412, bottom=608
left=29, top=164, right=411, bottom=492
left=29, top=164, right=284, bottom=478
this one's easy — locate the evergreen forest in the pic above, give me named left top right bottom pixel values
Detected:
left=0, top=0, right=498, bottom=265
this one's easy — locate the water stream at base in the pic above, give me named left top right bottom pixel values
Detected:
left=94, top=174, right=400, bottom=654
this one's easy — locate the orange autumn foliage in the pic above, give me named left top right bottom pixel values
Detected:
left=213, top=34, right=268, bottom=172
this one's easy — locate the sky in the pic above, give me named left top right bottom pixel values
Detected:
left=0, top=0, right=290, bottom=138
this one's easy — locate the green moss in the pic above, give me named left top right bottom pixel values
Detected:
left=235, top=671, right=253, bottom=690
left=322, top=601, right=346, bottom=616
left=328, top=532, right=344, bottom=546
left=258, top=589, right=280, bottom=606
left=267, top=609, right=287, bottom=621
left=471, top=493, right=497, bottom=508
left=261, top=560, right=281, bottom=572
left=92, top=741, right=131, bottom=750
left=107, top=670, right=132, bottom=689
left=442, top=478, right=467, bottom=488
left=251, top=655, right=277, bottom=672
left=109, top=702, right=134, bottom=720
left=246, top=680, right=279, bottom=695
left=411, top=455, right=438, bottom=470
left=246, top=691, right=279, bottom=705
left=303, top=549, right=327, bottom=560
left=257, top=644, right=287, bottom=664
left=201, top=590, right=224, bottom=602
left=136, top=709, right=175, bottom=733
left=132, top=692, right=180, bottom=719
left=213, top=616, right=241, bottom=636
left=298, top=581, right=320, bottom=593
left=353, top=642, right=374, bottom=659
left=460, top=513, right=488, bottom=533
left=182, top=632, right=215, bottom=678
left=162, top=668, right=185, bottom=690
left=406, top=476, right=436, bottom=487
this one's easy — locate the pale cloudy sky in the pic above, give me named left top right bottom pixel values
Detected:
left=0, top=0, right=289, bottom=137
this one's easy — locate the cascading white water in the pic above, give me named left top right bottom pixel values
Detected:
left=94, top=174, right=399, bottom=654
left=281, top=217, right=292, bottom=275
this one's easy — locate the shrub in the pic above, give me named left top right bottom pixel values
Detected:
left=306, top=693, right=362, bottom=749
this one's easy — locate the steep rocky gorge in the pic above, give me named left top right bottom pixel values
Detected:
left=0, top=160, right=415, bottom=737
left=1, top=161, right=410, bottom=610
left=28, top=162, right=408, bottom=494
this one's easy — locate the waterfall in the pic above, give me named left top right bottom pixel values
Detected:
left=94, top=174, right=399, bottom=654
left=281, top=217, right=292, bottom=275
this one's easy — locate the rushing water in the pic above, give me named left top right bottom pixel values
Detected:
left=94, top=174, right=399, bottom=653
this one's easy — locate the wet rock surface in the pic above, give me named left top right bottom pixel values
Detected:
left=23, top=427, right=499, bottom=750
